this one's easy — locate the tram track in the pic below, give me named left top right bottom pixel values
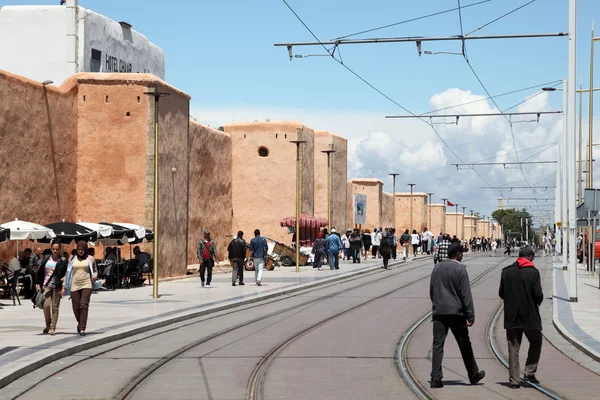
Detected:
left=396, top=256, right=507, bottom=400
left=398, top=252, right=565, bottom=400
left=9, top=257, right=427, bottom=400
left=486, top=254, right=564, bottom=400
left=12, top=255, right=453, bottom=400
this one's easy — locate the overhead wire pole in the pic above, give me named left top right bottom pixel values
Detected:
left=567, top=0, right=577, bottom=302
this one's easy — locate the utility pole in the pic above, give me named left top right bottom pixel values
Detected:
left=455, top=204, right=460, bottom=239
left=462, top=206, right=467, bottom=241
left=568, top=0, right=578, bottom=302
left=442, top=198, right=448, bottom=234
left=290, top=139, right=307, bottom=273
left=143, top=88, right=170, bottom=300
left=322, top=149, right=336, bottom=233
left=390, top=173, right=400, bottom=229
left=408, top=184, right=416, bottom=232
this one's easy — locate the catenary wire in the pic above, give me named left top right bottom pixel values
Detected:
left=466, top=0, right=537, bottom=36
left=468, top=142, right=557, bottom=164
left=333, top=0, right=492, bottom=40
left=421, top=79, right=561, bottom=116
left=503, top=82, right=562, bottom=112
left=281, top=0, right=501, bottom=193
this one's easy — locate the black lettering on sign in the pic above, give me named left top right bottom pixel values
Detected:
left=103, top=53, right=134, bottom=73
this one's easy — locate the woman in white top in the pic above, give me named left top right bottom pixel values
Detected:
left=411, top=230, right=420, bottom=256
left=372, top=229, right=382, bottom=259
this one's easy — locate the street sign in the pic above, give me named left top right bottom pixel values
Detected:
left=556, top=222, right=562, bottom=227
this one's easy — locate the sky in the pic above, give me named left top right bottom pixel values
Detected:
left=5, top=0, right=600, bottom=226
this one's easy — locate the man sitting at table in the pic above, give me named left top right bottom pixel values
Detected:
left=7, top=252, right=34, bottom=298
left=133, top=246, right=150, bottom=273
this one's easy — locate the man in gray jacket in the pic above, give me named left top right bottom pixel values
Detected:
left=429, top=241, right=485, bottom=388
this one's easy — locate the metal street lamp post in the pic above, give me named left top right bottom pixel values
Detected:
left=408, top=184, right=416, bottom=232
left=291, top=140, right=307, bottom=273
left=427, top=193, right=434, bottom=232
left=462, top=206, right=467, bottom=240
left=143, top=89, right=170, bottom=300
left=322, top=149, right=336, bottom=233
left=390, top=174, right=400, bottom=229
left=441, top=198, right=448, bottom=234
left=455, top=204, right=460, bottom=239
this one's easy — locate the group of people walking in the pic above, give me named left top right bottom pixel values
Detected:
left=33, top=240, right=97, bottom=336
left=430, top=241, right=543, bottom=389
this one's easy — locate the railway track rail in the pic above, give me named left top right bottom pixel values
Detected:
left=398, top=253, right=564, bottom=400
left=8, top=256, right=437, bottom=400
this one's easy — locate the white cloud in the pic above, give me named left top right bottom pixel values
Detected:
left=192, top=88, right=600, bottom=223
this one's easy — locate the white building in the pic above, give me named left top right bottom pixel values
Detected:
left=0, top=0, right=165, bottom=85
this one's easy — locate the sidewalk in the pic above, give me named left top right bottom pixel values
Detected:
left=553, top=259, right=600, bottom=362
left=0, top=255, right=423, bottom=387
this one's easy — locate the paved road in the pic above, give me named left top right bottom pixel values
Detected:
left=2, top=255, right=598, bottom=400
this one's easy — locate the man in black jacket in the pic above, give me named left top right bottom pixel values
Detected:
left=499, top=247, right=543, bottom=389
left=429, top=241, right=485, bottom=388
left=228, top=231, right=247, bottom=286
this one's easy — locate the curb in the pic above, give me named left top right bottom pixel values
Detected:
left=0, top=256, right=428, bottom=389
left=552, top=314, right=600, bottom=363
left=551, top=261, right=600, bottom=364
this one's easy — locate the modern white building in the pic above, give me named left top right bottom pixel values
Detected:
left=0, top=0, right=165, bottom=85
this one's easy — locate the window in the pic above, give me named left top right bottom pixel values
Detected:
left=91, top=49, right=102, bottom=72
left=258, top=146, right=269, bottom=157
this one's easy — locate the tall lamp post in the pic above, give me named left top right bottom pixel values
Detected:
left=461, top=206, right=467, bottom=240
left=441, top=198, right=448, bottom=234
left=322, top=149, right=336, bottom=232
left=143, top=88, right=170, bottom=300
left=390, top=174, right=400, bottom=229
left=408, top=184, right=416, bottom=232
left=455, top=204, right=460, bottom=239
left=427, top=193, right=434, bottom=231
left=589, top=22, right=600, bottom=190
left=291, top=140, right=307, bottom=273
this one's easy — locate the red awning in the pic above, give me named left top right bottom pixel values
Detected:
left=280, top=214, right=328, bottom=229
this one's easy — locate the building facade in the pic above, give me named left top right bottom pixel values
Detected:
left=0, top=0, right=165, bottom=85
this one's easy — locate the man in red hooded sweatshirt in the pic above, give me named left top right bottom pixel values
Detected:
left=499, top=247, right=543, bottom=389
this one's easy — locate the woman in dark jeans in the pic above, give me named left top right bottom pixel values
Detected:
left=362, top=229, right=372, bottom=260
left=379, top=235, right=391, bottom=269
left=35, top=239, right=67, bottom=335
left=63, top=241, right=97, bottom=336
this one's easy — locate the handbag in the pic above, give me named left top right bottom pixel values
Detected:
left=32, top=289, right=44, bottom=310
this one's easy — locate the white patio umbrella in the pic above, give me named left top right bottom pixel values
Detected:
left=112, top=222, right=147, bottom=259
left=0, top=218, right=56, bottom=256
left=78, top=221, right=114, bottom=238
left=112, top=222, right=146, bottom=241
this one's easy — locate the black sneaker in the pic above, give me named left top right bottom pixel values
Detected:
left=239, top=282, right=245, bottom=285
left=523, top=375, right=539, bottom=385
left=430, top=380, right=444, bottom=388
left=470, top=370, right=485, bottom=385
left=509, top=383, right=521, bottom=389
left=232, top=283, right=237, bottom=286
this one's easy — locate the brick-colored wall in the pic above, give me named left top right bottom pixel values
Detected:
left=428, top=205, right=446, bottom=236
left=395, top=193, right=428, bottom=232
left=382, top=192, right=394, bottom=228
left=0, top=70, right=78, bottom=260
left=188, top=122, right=232, bottom=265
left=348, top=179, right=382, bottom=230
left=74, top=74, right=191, bottom=277
left=445, top=212, right=465, bottom=239
left=226, top=122, right=315, bottom=245
left=464, top=216, right=478, bottom=239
